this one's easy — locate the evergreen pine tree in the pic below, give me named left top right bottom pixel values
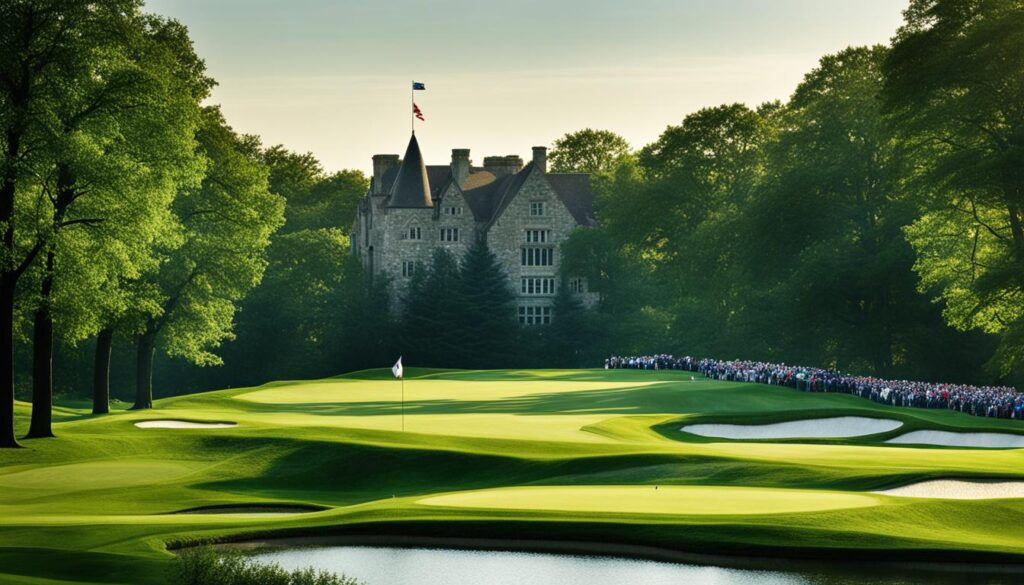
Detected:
left=399, top=249, right=464, bottom=367
left=459, top=238, right=517, bottom=368
left=548, top=278, right=592, bottom=367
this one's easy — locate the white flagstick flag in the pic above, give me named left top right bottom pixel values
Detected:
left=392, top=356, right=404, bottom=379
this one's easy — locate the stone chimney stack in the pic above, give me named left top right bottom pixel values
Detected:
left=483, top=155, right=523, bottom=177
left=371, top=154, right=400, bottom=194
left=451, top=148, right=470, bottom=185
left=532, top=146, right=547, bottom=173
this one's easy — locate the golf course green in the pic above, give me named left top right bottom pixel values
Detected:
left=3, top=367, right=1024, bottom=584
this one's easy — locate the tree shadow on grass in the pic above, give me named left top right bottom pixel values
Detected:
left=192, top=434, right=897, bottom=507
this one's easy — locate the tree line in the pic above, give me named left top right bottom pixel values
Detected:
left=2, top=0, right=1021, bottom=446
left=0, top=0, right=298, bottom=447
left=551, top=0, right=1024, bottom=386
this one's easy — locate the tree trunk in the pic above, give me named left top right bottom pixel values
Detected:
left=26, top=252, right=56, bottom=438
left=92, top=327, right=113, bottom=415
left=132, top=329, right=156, bottom=410
left=0, top=131, right=21, bottom=448
left=0, top=275, right=18, bottom=448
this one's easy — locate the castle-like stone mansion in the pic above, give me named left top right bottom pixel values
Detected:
left=350, top=134, right=597, bottom=324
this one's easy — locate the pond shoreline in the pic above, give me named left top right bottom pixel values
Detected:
left=204, top=529, right=1024, bottom=578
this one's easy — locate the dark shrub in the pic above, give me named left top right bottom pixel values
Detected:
left=174, top=548, right=362, bottom=585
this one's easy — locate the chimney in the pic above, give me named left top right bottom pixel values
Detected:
left=371, top=154, right=400, bottom=194
left=451, top=148, right=470, bottom=185
left=532, top=146, right=547, bottom=173
left=483, top=155, right=523, bottom=177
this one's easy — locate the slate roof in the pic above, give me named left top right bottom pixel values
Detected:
left=461, top=164, right=596, bottom=227
left=545, top=173, right=597, bottom=226
left=376, top=138, right=595, bottom=225
left=381, top=165, right=453, bottom=202
left=386, top=134, right=433, bottom=208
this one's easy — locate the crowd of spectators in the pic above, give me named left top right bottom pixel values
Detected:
left=604, top=354, right=1024, bottom=420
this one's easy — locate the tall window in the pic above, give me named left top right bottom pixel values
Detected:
left=402, top=260, right=418, bottom=278
left=521, top=278, right=556, bottom=295
left=518, top=305, right=552, bottom=325
left=530, top=201, right=545, bottom=216
left=525, top=229, right=549, bottom=243
left=405, top=226, right=422, bottom=240
left=440, top=227, right=460, bottom=242
left=569, top=278, right=584, bottom=293
left=521, top=247, right=554, bottom=267
left=443, top=206, right=463, bottom=216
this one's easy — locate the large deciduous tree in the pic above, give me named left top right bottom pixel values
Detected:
left=0, top=0, right=142, bottom=446
left=549, top=129, right=631, bottom=175
left=25, top=14, right=208, bottom=436
left=742, top=46, right=967, bottom=376
left=884, top=0, right=1024, bottom=376
left=632, top=103, right=775, bottom=356
left=129, top=107, right=283, bottom=409
left=206, top=146, right=368, bottom=387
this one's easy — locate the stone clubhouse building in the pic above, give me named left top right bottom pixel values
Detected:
left=350, top=133, right=598, bottom=325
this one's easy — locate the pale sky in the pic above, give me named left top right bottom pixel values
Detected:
left=143, top=0, right=907, bottom=174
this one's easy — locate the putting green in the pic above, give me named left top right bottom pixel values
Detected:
left=237, top=378, right=661, bottom=404
left=418, top=485, right=880, bottom=515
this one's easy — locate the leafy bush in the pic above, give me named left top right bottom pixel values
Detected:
left=174, top=548, right=362, bottom=585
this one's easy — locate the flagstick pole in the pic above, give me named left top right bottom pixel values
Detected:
left=401, top=375, right=405, bottom=432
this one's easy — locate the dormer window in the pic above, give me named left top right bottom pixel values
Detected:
left=530, top=202, right=545, bottom=216
left=405, top=226, right=422, bottom=240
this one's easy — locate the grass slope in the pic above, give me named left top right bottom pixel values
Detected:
left=2, top=368, right=1024, bottom=584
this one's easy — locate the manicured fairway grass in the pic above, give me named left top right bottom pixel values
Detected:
left=3, top=368, right=1024, bottom=584
left=418, top=485, right=880, bottom=515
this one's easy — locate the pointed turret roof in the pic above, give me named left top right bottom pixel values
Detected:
left=387, top=134, right=433, bottom=208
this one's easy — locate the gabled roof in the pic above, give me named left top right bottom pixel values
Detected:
left=460, top=164, right=597, bottom=227
left=475, top=162, right=535, bottom=225
left=387, top=134, right=433, bottom=208
left=373, top=136, right=595, bottom=225
left=546, top=173, right=597, bottom=226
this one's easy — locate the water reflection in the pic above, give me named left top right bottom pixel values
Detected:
left=250, top=545, right=1019, bottom=585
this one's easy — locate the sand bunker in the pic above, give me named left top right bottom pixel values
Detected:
left=681, top=416, right=902, bottom=439
left=134, top=420, right=237, bottom=429
left=875, top=479, right=1024, bottom=499
left=885, top=430, right=1024, bottom=448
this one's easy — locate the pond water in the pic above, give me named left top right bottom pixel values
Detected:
left=681, top=416, right=902, bottom=439
left=249, top=545, right=1021, bottom=585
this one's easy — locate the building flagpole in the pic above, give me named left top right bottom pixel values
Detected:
left=410, top=80, right=414, bottom=134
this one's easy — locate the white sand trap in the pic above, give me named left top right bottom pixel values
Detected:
left=876, top=479, right=1024, bottom=499
left=885, top=430, right=1024, bottom=448
left=135, top=420, right=237, bottom=429
left=682, top=416, right=902, bottom=439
